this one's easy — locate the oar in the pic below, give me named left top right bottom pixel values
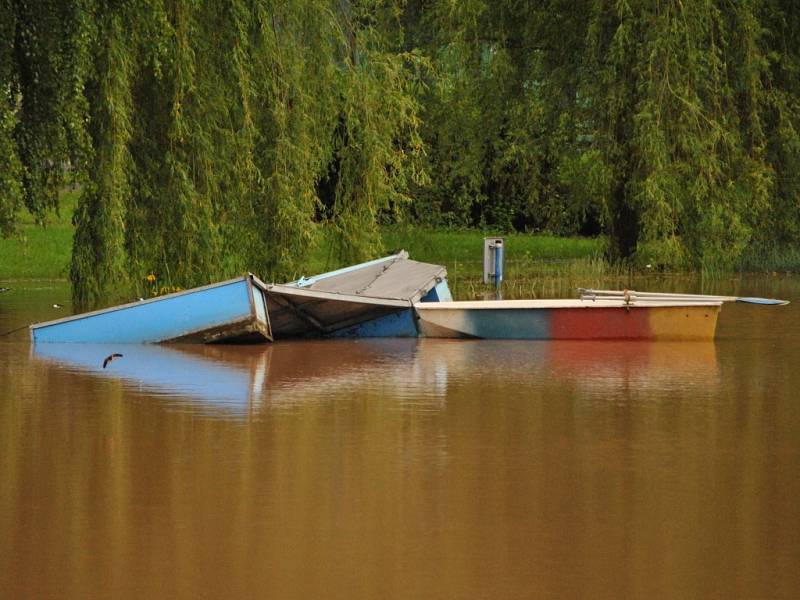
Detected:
left=578, top=288, right=790, bottom=306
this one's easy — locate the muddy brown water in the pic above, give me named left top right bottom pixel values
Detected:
left=1, top=276, right=799, bottom=599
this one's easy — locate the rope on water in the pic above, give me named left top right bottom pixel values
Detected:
left=0, top=323, right=30, bottom=337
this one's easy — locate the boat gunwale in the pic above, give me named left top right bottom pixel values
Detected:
left=413, top=299, right=724, bottom=310
left=406, top=268, right=448, bottom=304
left=264, top=283, right=413, bottom=308
left=30, top=275, right=255, bottom=332
left=283, top=252, right=408, bottom=288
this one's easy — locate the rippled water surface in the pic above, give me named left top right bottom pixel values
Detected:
left=2, top=276, right=799, bottom=599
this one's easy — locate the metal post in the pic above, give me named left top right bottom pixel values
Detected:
left=483, top=237, right=504, bottom=293
left=483, top=238, right=495, bottom=284
left=493, top=240, right=504, bottom=289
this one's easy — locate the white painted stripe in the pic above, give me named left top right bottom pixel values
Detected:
left=413, top=299, right=722, bottom=310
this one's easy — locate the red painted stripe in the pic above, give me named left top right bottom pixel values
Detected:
left=548, top=307, right=652, bottom=340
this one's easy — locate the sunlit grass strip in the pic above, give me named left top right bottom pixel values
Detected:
left=381, top=225, right=605, bottom=263
left=4, top=198, right=799, bottom=285
left=376, top=228, right=618, bottom=300
left=0, top=190, right=78, bottom=280
left=444, top=257, right=632, bottom=300
left=737, top=246, right=800, bottom=274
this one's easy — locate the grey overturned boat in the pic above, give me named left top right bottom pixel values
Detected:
left=265, top=251, right=450, bottom=339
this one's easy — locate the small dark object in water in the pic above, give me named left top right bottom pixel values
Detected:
left=102, top=353, right=123, bottom=369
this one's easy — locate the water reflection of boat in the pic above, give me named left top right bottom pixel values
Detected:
left=31, top=340, right=424, bottom=414
left=33, top=343, right=271, bottom=415
left=542, top=340, right=720, bottom=393
left=257, top=339, right=445, bottom=406
left=33, top=338, right=719, bottom=415
left=253, top=339, right=719, bottom=406
left=408, top=339, right=719, bottom=390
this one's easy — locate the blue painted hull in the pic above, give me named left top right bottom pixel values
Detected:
left=328, top=308, right=419, bottom=338
left=319, top=281, right=454, bottom=339
left=31, top=275, right=272, bottom=344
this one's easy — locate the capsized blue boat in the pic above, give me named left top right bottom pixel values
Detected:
left=31, top=274, right=272, bottom=344
left=29, top=252, right=453, bottom=344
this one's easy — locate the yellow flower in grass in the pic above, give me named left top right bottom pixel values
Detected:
left=146, top=274, right=156, bottom=283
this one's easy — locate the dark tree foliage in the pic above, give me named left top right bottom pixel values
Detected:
left=403, top=0, right=595, bottom=235
left=1, top=0, right=91, bottom=234
left=403, top=0, right=800, bottom=269
left=2, top=0, right=800, bottom=303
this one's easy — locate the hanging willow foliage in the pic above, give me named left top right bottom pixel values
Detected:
left=759, top=0, right=800, bottom=248
left=71, top=5, right=136, bottom=305
left=331, top=4, right=428, bottom=263
left=2, top=0, right=426, bottom=306
left=404, top=0, right=596, bottom=232
left=0, top=0, right=22, bottom=235
left=243, top=0, right=341, bottom=279
left=582, top=0, right=775, bottom=268
left=3, top=0, right=800, bottom=297
left=1, top=0, right=92, bottom=234
left=403, top=0, right=800, bottom=269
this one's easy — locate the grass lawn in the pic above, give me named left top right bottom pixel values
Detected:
left=0, top=190, right=78, bottom=280
left=1, top=195, right=608, bottom=288
left=379, top=225, right=615, bottom=297
left=381, top=225, right=605, bottom=277
left=382, top=225, right=603, bottom=265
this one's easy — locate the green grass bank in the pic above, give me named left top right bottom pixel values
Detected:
left=0, top=193, right=608, bottom=285
left=2, top=192, right=797, bottom=298
left=0, top=190, right=79, bottom=280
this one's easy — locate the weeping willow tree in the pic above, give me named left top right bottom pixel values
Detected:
left=580, top=0, right=775, bottom=268
left=0, top=0, right=92, bottom=235
left=330, top=4, right=428, bottom=262
left=74, top=0, right=426, bottom=305
left=3, top=0, right=800, bottom=299
left=758, top=0, right=800, bottom=249
left=401, top=0, right=593, bottom=232
left=403, top=0, right=800, bottom=268
left=3, top=0, right=425, bottom=306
